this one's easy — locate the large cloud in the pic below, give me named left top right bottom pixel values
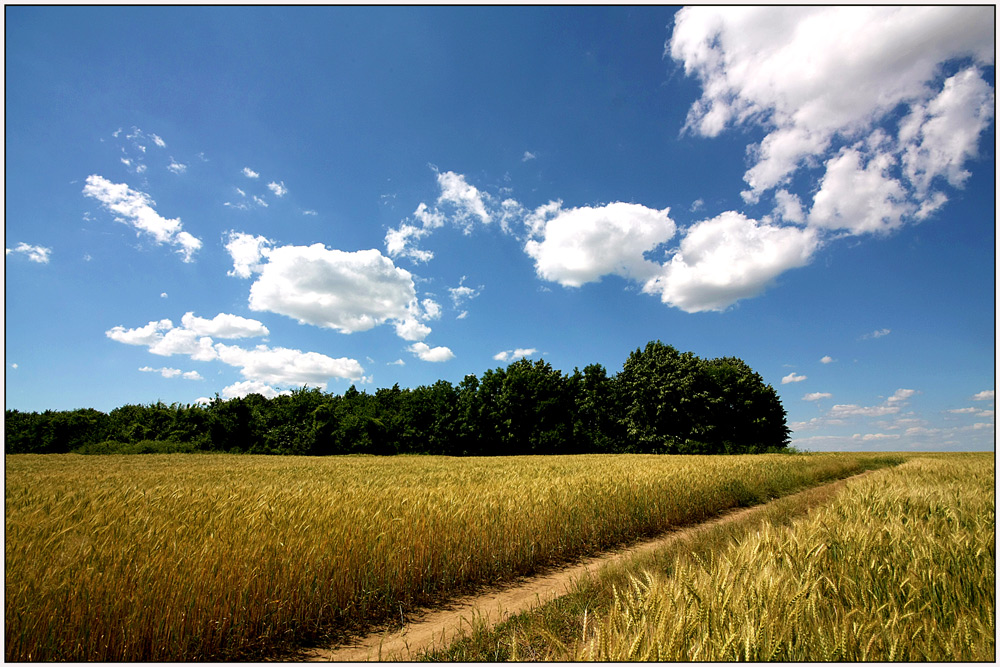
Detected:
left=82, top=175, right=202, bottom=262
left=106, top=314, right=365, bottom=390
left=227, top=235, right=436, bottom=341
left=669, top=6, right=994, bottom=214
left=524, top=201, right=676, bottom=287
left=643, top=212, right=819, bottom=312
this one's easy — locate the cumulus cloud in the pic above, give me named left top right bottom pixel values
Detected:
left=524, top=201, right=676, bottom=288
left=6, top=242, right=52, bottom=264
left=225, top=231, right=272, bottom=278
left=82, top=175, right=202, bottom=262
left=242, top=167, right=259, bottom=179
left=436, top=170, right=492, bottom=229
left=643, top=212, right=819, bottom=312
left=215, top=343, right=364, bottom=388
left=221, top=380, right=291, bottom=400
left=972, top=389, right=995, bottom=401
left=782, top=372, right=807, bottom=384
left=493, top=348, right=538, bottom=362
left=106, top=319, right=174, bottom=347
left=167, top=159, right=187, bottom=175
left=803, top=392, right=832, bottom=401
left=820, top=355, right=835, bottom=364
left=407, top=342, right=456, bottom=362
left=267, top=181, right=288, bottom=197
left=180, top=311, right=269, bottom=339
left=669, top=6, right=994, bottom=232
left=226, top=235, right=436, bottom=342
left=886, top=388, right=918, bottom=405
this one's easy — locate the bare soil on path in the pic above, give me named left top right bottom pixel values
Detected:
left=302, top=472, right=867, bottom=662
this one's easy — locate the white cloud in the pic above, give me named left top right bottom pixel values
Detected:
left=643, top=212, right=819, bottom=312
left=225, top=231, right=272, bottom=278
left=669, top=6, right=995, bottom=229
left=901, top=68, right=995, bottom=196
left=253, top=195, right=268, bottom=208
left=385, top=223, right=435, bottom=263
left=863, top=328, right=892, bottom=339
left=972, top=389, right=995, bottom=402
left=388, top=359, right=406, bottom=366
left=852, top=433, right=901, bottom=442
left=150, top=134, right=166, bottom=148
left=231, top=239, right=434, bottom=342
left=6, top=242, right=52, bottom=264
left=221, top=380, right=291, bottom=400
left=522, top=151, right=537, bottom=162
left=148, top=328, right=218, bottom=361
left=214, top=343, right=365, bottom=388
left=106, top=319, right=173, bottom=347
left=524, top=201, right=676, bottom=288
left=303, top=209, right=318, bottom=216
left=139, top=366, right=202, bottom=380
left=820, top=355, right=835, bottom=364
left=436, top=170, right=492, bottom=230
left=242, top=167, right=259, bottom=179
left=830, top=404, right=900, bottom=418
left=803, top=392, right=832, bottom=401
left=407, top=342, right=456, bottom=363
left=82, top=175, right=202, bottom=262
left=493, top=348, right=538, bottom=362
left=167, top=159, right=187, bottom=174
left=886, top=388, right=918, bottom=405
left=948, top=407, right=980, bottom=414
left=267, top=181, right=288, bottom=197
left=807, top=148, right=913, bottom=234
left=782, top=372, right=807, bottom=384
left=180, top=312, right=269, bottom=339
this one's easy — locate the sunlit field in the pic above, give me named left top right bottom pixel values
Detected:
left=567, top=454, right=994, bottom=661
left=4, top=452, right=899, bottom=661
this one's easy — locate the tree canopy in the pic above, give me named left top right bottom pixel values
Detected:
left=5, top=341, right=790, bottom=456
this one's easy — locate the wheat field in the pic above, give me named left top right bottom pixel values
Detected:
left=4, top=452, right=899, bottom=661
left=573, top=454, right=994, bottom=661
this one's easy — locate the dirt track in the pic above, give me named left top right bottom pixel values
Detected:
left=303, top=472, right=866, bottom=662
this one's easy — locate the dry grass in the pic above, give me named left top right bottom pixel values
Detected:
left=5, top=452, right=898, bottom=661
left=572, top=454, right=994, bottom=662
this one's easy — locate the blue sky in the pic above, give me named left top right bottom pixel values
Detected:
left=4, top=6, right=995, bottom=451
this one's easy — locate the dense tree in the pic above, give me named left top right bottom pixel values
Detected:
left=5, top=341, right=791, bottom=456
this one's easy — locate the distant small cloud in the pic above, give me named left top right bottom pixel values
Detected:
left=820, top=355, right=835, bottom=364
left=494, top=348, right=538, bottom=362
left=242, top=167, right=260, bottom=179
left=886, top=388, right=918, bottom=405
left=253, top=195, right=268, bottom=208
left=972, top=389, right=995, bottom=401
left=522, top=151, right=537, bottom=162
left=803, top=392, right=832, bottom=401
left=388, top=359, right=405, bottom=366
left=267, top=181, right=288, bottom=197
left=690, top=198, right=705, bottom=212
left=782, top=372, right=807, bottom=384
left=160, top=292, right=168, bottom=298
left=863, top=328, right=891, bottom=339
left=302, top=209, right=318, bottom=216
left=167, top=159, right=187, bottom=174
left=6, top=242, right=52, bottom=264
left=408, top=342, right=455, bottom=362
left=150, top=134, right=166, bottom=148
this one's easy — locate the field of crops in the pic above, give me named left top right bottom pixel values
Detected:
left=5, top=452, right=898, bottom=661
left=568, top=454, right=995, bottom=661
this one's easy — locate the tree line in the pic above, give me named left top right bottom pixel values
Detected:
left=4, top=341, right=791, bottom=456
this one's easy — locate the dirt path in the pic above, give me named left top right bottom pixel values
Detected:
left=303, top=472, right=867, bottom=662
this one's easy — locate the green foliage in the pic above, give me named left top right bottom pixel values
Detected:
left=5, top=342, right=790, bottom=456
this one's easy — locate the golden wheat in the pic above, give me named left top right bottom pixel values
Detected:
left=576, top=453, right=994, bottom=662
left=5, top=452, right=897, bottom=661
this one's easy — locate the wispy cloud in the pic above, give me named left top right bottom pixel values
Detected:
left=82, top=175, right=202, bottom=262
left=267, top=181, right=288, bottom=197
left=167, top=159, right=187, bottom=174
left=862, top=328, right=892, bottom=339
left=6, top=242, right=52, bottom=264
